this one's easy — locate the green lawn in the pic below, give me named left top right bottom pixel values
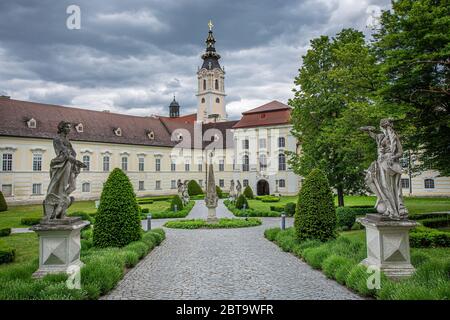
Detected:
left=0, top=233, right=38, bottom=272
left=247, top=195, right=450, bottom=215
left=0, top=200, right=173, bottom=229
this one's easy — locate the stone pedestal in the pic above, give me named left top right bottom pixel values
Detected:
left=357, top=214, right=418, bottom=279
left=207, top=207, right=218, bottom=223
left=31, top=217, right=90, bottom=278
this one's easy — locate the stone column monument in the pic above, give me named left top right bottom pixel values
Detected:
left=358, top=119, right=418, bottom=279
left=204, top=152, right=218, bottom=223
left=31, top=121, right=90, bottom=278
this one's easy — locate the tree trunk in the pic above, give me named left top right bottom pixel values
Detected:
left=337, top=185, right=345, bottom=207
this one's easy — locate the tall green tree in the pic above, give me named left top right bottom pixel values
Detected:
left=374, top=0, right=450, bottom=175
left=289, top=29, right=390, bottom=206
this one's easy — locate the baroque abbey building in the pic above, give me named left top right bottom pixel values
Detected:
left=0, top=24, right=449, bottom=204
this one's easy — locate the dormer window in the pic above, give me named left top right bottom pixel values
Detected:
left=27, top=118, right=36, bottom=128
left=114, top=128, right=122, bottom=136
left=75, top=123, right=83, bottom=133
left=147, top=130, right=155, bottom=140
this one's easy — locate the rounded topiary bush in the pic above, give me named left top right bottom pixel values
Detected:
left=284, top=202, right=296, bottom=217
left=243, top=186, right=254, bottom=199
left=187, top=180, right=203, bottom=196
left=294, top=168, right=336, bottom=242
left=216, top=185, right=223, bottom=199
left=235, top=194, right=249, bottom=210
left=93, top=168, right=142, bottom=248
left=170, top=195, right=184, bottom=211
left=0, top=191, right=7, bottom=212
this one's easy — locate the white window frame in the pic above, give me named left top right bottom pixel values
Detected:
left=32, top=153, right=42, bottom=172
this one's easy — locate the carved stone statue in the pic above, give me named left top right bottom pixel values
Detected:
left=177, top=179, right=184, bottom=200
left=235, top=180, right=242, bottom=199
left=229, top=180, right=236, bottom=202
left=360, top=119, right=408, bottom=220
left=182, top=180, right=190, bottom=205
left=43, top=121, right=86, bottom=220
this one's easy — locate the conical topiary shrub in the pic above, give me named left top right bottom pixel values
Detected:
left=294, top=168, right=336, bottom=242
left=235, top=194, right=249, bottom=209
left=171, top=195, right=184, bottom=211
left=0, top=191, right=7, bottom=212
left=93, top=168, right=142, bottom=248
left=187, top=180, right=203, bottom=196
left=243, top=185, right=254, bottom=199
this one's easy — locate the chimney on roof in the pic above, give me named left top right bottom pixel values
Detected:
left=102, top=110, right=110, bottom=113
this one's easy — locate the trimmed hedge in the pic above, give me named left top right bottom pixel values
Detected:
left=408, top=212, right=449, bottom=221
left=243, top=186, right=255, bottom=199
left=294, top=168, right=336, bottom=242
left=93, top=168, right=142, bottom=248
left=409, top=226, right=450, bottom=248
left=270, top=206, right=284, bottom=212
left=170, top=195, right=184, bottom=211
left=150, top=201, right=195, bottom=219
left=164, top=218, right=262, bottom=229
left=235, top=194, right=249, bottom=209
left=420, top=217, right=449, bottom=229
left=141, top=208, right=149, bottom=214
left=188, top=180, right=203, bottom=196
left=284, top=202, right=296, bottom=217
left=0, top=228, right=11, bottom=237
left=0, top=242, right=15, bottom=264
left=67, top=211, right=94, bottom=223
left=0, top=191, right=7, bottom=212
left=336, top=207, right=357, bottom=230
left=224, top=200, right=280, bottom=217
left=20, top=217, right=41, bottom=226
left=137, top=199, right=154, bottom=205
left=261, top=196, right=281, bottom=203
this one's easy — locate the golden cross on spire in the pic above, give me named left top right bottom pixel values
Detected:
left=208, top=20, right=214, bottom=31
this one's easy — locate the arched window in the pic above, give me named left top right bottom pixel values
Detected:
left=216, top=97, right=220, bottom=103
left=424, top=178, right=435, bottom=189
left=82, top=155, right=90, bottom=171
left=278, top=153, right=286, bottom=171
left=215, top=79, right=219, bottom=90
left=201, top=98, right=205, bottom=103
left=203, top=79, right=206, bottom=90
left=242, top=155, right=249, bottom=172
left=259, top=154, right=267, bottom=170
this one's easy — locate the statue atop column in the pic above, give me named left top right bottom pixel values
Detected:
left=229, top=180, right=236, bottom=202
left=360, top=119, right=408, bottom=220
left=204, top=152, right=218, bottom=222
left=43, top=121, right=87, bottom=220
left=182, top=180, right=190, bottom=205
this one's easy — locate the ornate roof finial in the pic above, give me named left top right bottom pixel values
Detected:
left=208, top=20, right=214, bottom=31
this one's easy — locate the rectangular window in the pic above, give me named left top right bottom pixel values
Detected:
left=32, top=183, right=42, bottom=195
left=401, top=178, right=410, bottom=189
left=121, top=157, right=128, bottom=171
left=171, top=180, right=176, bottom=189
left=198, top=163, right=202, bottom=172
left=82, top=183, right=90, bottom=193
left=243, top=179, right=249, bottom=187
left=171, top=162, right=176, bottom=172
left=242, top=139, right=249, bottom=150
left=103, top=156, right=110, bottom=172
left=155, top=180, right=161, bottom=190
left=33, top=154, right=42, bottom=171
left=259, top=138, right=266, bottom=149
left=424, top=179, right=435, bottom=189
left=139, top=181, right=145, bottom=191
left=82, top=155, right=90, bottom=171
left=185, top=163, right=190, bottom=172
left=139, top=157, right=145, bottom=172
left=155, top=158, right=161, bottom=172
left=279, top=179, right=286, bottom=188
left=278, top=137, right=286, bottom=148
left=219, top=179, right=224, bottom=188
left=2, top=153, right=12, bottom=171
left=1, top=184, right=12, bottom=197
left=219, top=159, right=224, bottom=171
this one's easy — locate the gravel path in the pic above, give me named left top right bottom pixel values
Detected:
left=104, top=200, right=361, bottom=300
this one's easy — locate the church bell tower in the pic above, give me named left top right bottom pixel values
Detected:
left=196, top=20, right=226, bottom=123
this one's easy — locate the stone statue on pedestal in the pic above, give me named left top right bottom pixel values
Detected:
left=358, top=119, right=417, bottom=279
left=204, top=152, right=218, bottom=223
left=177, top=179, right=183, bottom=200
left=360, top=119, right=408, bottom=220
left=43, top=121, right=87, bottom=220
left=32, top=121, right=90, bottom=278
left=229, top=180, right=236, bottom=202
left=235, top=180, right=242, bottom=199
left=182, top=180, right=190, bottom=205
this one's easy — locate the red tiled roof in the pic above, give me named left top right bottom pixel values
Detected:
left=233, top=100, right=291, bottom=129
left=160, top=113, right=197, bottom=124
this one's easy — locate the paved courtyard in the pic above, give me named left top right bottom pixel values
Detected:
left=103, top=200, right=361, bottom=300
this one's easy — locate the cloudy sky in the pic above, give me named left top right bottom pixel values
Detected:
left=0, top=0, right=391, bottom=120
